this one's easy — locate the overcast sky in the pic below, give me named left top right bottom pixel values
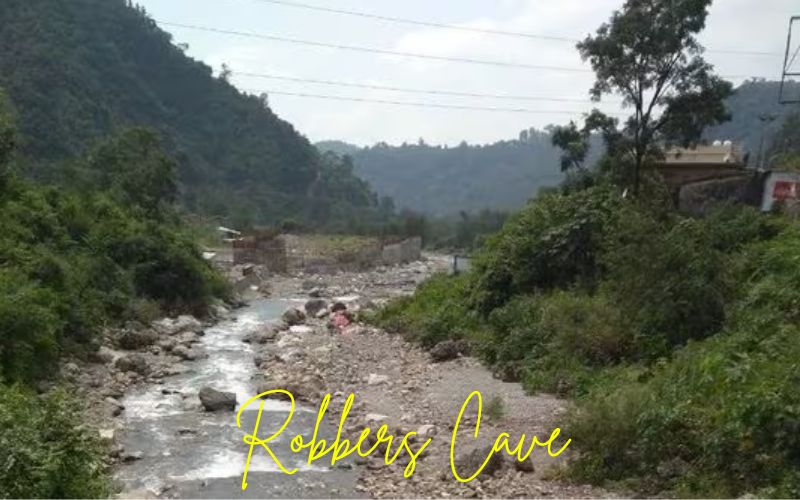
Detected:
left=135, top=0, right=798, bottom=146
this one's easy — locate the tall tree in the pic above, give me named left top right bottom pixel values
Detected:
left=0, top=90, right=15, bottom=185
left=577, top=0, right=733, bottom=193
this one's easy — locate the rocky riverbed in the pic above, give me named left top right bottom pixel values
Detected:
left=65, top=254, right=611, bottom=498
left=252, top=256, right=611, bottom=498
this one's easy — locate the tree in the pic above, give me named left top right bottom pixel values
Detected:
left=551, top=121, right=589, bottom=172
left=0, top=90, right=16, bottom=185
left=576, top=0, right=733, bottom=194
left=83, top=128, right=178, bottom=216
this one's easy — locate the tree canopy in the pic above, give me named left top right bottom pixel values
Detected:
left=574, top=0, right=733, bottom=192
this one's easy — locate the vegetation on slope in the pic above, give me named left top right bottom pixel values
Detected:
left=0, top=0, right=391, bottom=230
left=371, top=0, right=800, bottom=496
left=318, top=132, right=570, bottom=215
left=0, top=90, right=230, bottom=497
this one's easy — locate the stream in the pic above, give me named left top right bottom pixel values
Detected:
left=116, top=298, right=360, bottom=498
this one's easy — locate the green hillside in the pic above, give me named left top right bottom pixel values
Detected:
left=706, top=79, right=800, bottom=161
left=318, top=131, right=570, bottom=216
left=0, top=0, right=388, bottom=230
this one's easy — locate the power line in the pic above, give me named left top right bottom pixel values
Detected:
left=244, top=88, right=627, bottom=115
left=232, top=0, right=576, bottom=42
left=229, top=0, right=782, bottom=57
left=158, top=21, right=777, bottom=81
left=234, top=71, right=610, bottom=103
left=157, top=21, right=592, bottom=73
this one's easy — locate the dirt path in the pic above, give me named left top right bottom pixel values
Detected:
left=255, top=255, right=612, bottom=498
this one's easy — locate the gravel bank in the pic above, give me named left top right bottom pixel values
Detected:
left=255, top=255, right=615, bottom=498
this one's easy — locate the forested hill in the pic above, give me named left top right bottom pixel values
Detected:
left=0, top=0, right=388, bottom=230
left=706, top=79, right=800, bottom=159
left=317, top=131, right=567, bottom=216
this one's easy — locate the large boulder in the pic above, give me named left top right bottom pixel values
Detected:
left=454, top=445, right=505, bottom=480
left=198, top=387, right=236, bottom=412
left=243, top=324, right=280, bottom=345
left=429, top=339, right=470, bottom=363
left=281, top=308, right=306, bottom=326
left=118, top=329, right=158, bottom=350
left=115, top=354, right=149, bottom=375
left=304, top=298, right=328, bottom=317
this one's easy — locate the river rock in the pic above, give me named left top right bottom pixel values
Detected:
left=121, top=450, right=144, bottom=462
left=115, top=354, right=149, bottom=375
left=89, top=346, right=116, bottom=364
left=282, top=307, right=306, bottom=326
left=106, top=397, right=125, bottom=417
left=243, top=325, right=280, bottom=345
left=304, top=298, right=328, bottom=317
left=198, top=387, right=236, bottom=412
left=514, top=456, right=536, bottom=473
left=454, top=445, right=505, bottom=479
left=367, top=373, right=389, bottom=386
left=210, top=302, right=230, bottom=320
left=152, top=315, right=203, bottom=336
left=417, top=424, right=437, bottom=438
left=289, top=325, right=314, bottom=335
left=119, top=328, right=158, bottom=350
left=172, top=345, right=199, bottom=361
left=157, top=337, right=177, bottom=352
left=257, top=373, right=324, bottom=403
left=429, top=339, right=469, bottom=363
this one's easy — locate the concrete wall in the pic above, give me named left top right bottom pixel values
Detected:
left=233, top=234, right=422, bottom=274
left=381, top=237, right=422, bottom=266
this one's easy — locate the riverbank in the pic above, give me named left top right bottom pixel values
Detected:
left=65, top=254, right=611, bottom=498
left=254, top=255, right=611, bottom=498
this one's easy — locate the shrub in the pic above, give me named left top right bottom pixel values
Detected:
left=370, top=273, right=479, bottom=347
left=0, top=386, right=110, bottom=498
left=469, top=185, right=626, bottom=315
left=601, top=208, right=731, bottom=357
left=568, top=224, right=800, bottom=497
left=0, top=271, right=62, bottom=383
left=482, top=291, right=632, bottom=395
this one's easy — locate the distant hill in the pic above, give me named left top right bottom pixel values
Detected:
left=318, top=131, right=567, bottom=215
left=706, top=80, right=800, bottom=163
left=0, top=0, right=389, bottom=230
left=315, top=140, right=362, bottom=157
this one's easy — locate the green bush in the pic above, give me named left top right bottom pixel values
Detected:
left=480, top=291, right=632, bottom=395
left=568, top=225, right=800, bottom=497
left=469, top=185, right=625, bottom=314
left=371, top=273, right=479, bottom=347
left=0, top=127, right=230, bottom=383
left=0, top=386, right=110, bottom=498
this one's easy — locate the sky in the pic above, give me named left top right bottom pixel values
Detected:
left=134, top=0, right=799, bottom=146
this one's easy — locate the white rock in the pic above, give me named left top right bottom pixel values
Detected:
left=289, top=325, right=314, bottom=335
left=365, top=413, right=389, bottom=425
left=367, top=373, right=389, bottom=386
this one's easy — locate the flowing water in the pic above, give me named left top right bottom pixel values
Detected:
left=116, top=299, right=360, bottom=498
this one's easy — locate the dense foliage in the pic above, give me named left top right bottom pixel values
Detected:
left=0, top=386, right=110, bottom=498
left=318, top=132, right=573, bottom=215
left=0, top=0, right=391, bottom=230
left=0, top=93, right=230, bottom=496
left=371, top=180, right=799, bottom=495
left=0, top=125, right=230, bottom=383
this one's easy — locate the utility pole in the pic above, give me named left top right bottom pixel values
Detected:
left=779, top=16, right=800, bottom=104
left=757, top=113, right=778, bottom=169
